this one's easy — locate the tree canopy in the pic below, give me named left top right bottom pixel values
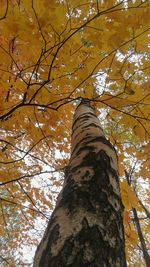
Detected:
left=0, top=0, right=149, bottom=266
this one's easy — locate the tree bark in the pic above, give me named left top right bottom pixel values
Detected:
left=33, top=99, right=127, bottom=267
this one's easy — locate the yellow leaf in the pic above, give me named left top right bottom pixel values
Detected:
left=120, top=181, right=139, bottom=210
left=124, top=86, right=135, bottom=95
left=144, top=143, right=150, bottom=155
left=140, top=167, right=150, bottom=179
left=123, top=210, right=131, bottom=225
left=125, top=225, right=139, bottom=246
left=118, top=163, right=125, bottom=177
left=133, top=124, right=145, bottom=140
left=125, top=147, right=135, bottom=155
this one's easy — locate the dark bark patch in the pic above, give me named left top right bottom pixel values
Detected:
left=43, top=223, right=126, bottom=267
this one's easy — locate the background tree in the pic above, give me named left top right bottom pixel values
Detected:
left=0, top=0, right=149, bottom=266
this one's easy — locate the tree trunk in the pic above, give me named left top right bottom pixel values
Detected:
left=33, top=99, right=127, bottom=267
left=125, top=170, right=150, bottom=267
left=132, top=207, right=150, bottom=267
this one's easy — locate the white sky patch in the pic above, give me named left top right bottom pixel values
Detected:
left=94, top=71, right=107, bottom=94
left=18, top=148, right=66, bottom=265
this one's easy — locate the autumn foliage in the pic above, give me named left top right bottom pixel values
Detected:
left=0, top=0, right=149, bottom=266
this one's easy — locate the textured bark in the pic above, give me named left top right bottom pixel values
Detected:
left=33, top=100, right=127, bottom=267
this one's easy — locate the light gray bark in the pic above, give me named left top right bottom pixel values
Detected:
left=33, top=99, right=127, bottom=267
